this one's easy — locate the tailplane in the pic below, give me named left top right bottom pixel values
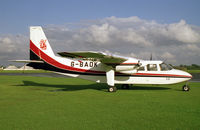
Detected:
left=10, top=26, right=55, bottom=70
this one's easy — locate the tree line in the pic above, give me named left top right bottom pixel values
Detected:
left=173, top=64, right=200, bottom=71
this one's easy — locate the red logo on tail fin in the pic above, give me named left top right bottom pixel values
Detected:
left=40, top=39, right=47, bottom=50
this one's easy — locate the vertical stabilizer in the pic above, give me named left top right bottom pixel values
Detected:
left=30, top=26, right=55, bottom=60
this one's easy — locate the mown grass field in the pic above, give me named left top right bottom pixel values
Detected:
left=0, top=75, right=200, bottom=130
left=187, top=69, right=200, bottom=73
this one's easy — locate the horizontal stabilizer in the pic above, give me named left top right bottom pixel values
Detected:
left=9, top=60, right=44, bottom=63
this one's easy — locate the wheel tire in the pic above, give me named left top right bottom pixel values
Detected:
left=108, top=87, right=117, bottom=92
left=182, top=85, right=190, bottom=91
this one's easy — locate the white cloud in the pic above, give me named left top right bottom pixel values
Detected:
left=80, top=23, right=118, bottom=44
left=1, top=16, right=200, bottom=66
left=104, top=16, right=157, bottom=27
left=0, top=34, right=28, bottom=65
left=0, top=37, right=17, bottom=53
left=119, top=28, right=151, bottom=46
left=162, top=20, right=200, bottom=43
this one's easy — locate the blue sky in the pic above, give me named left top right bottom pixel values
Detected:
left=0, top=0, right=200, bottom=34
left=0, top=0, right=200, bottom=65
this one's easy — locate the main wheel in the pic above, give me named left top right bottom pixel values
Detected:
left=182, top=85, right=190, bottom=91
left=108, top=87, right=117, bottom=92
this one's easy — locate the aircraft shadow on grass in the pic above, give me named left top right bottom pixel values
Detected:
left=14, top=81, right=171, bottom=92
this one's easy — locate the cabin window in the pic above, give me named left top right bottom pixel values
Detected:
left=147, top=64, right=157, bottom=71
left=138, top=66, right=145, bottom=71
left=159, top=63, right=173, bottom=71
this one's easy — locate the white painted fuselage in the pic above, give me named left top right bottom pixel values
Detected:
left=29, top=26, right=192, bottom=88
left=52, top=56, right=192, bottom=85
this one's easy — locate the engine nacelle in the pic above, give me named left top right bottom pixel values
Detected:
left=115, top=65, right=136, bottom=71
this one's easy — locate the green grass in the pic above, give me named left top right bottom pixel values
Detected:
left=0, top=75, right=200, bottom=130
left=187, top=69, right=200, bottom=73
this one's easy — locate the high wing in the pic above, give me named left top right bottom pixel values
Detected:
left=58, top=51, right=140, bottom=87
left=57, top=51, right=127, bottom=65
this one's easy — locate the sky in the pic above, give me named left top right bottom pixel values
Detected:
left=0, top=0, right=200, bottom=66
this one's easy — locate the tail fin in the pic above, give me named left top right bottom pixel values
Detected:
left=30, top=26, right=55, bottom=60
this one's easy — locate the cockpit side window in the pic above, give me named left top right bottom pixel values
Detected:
left=147, top=64, right=157, bottom=71
left=138, top=66, right=145, bottom=71
left=159, top=63, right=173, bottom=71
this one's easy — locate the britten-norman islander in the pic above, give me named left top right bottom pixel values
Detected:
left=12, top=26, right=192, bottom=92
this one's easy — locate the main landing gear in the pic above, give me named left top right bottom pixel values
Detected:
left=108, top=86, right=117, bottom=92
left=108, top=84, right=131, bottom=92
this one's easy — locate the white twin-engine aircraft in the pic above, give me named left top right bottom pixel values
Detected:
left=15, top=26, right=192, bottom=92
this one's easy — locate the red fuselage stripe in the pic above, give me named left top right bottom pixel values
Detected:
left=30, top=40, right=105, bottom=74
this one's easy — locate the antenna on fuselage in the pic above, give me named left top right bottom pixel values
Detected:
left=150, top=53, right=152, bottom=61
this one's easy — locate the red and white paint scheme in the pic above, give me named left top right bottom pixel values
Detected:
left=14, top=26, right=192, bottom=92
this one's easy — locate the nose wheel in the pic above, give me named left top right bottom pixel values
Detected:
left=182, top=85, right=190, bottom=91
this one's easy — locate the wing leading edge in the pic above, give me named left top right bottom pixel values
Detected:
left=57, top=51, right=127, bottom=65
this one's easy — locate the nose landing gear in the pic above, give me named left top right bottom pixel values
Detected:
left=182, top=85, right=190, bottom=91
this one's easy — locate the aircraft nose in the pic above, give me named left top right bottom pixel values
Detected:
left=186, top=72, right=192, bottom=78
left=174, top=69, right=192, bottom=79
left=182, top=70, right=192, bottom=79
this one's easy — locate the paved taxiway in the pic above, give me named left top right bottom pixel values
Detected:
left=0, top=73, right=68, bottom=78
